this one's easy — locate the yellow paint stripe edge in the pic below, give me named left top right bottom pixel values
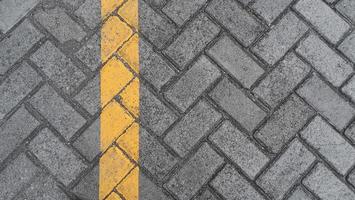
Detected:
left=100, top=0, right=139, bottom=200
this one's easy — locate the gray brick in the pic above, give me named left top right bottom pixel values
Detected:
left=0, top=0, right=39, bottom=33
left=336, top=0, right=355, bottom=23
left=140, top=85, right=177, bottom=136
left=343, top=76, right=355, bottom=103
left=194, top=189, right=218, bottom=200
left=212, top=164, right=265, bottom=200
left=31, top=41, right=86, bottom=94
left=140, top=39, right=175, bottom=90
left=256, top=139, right=315, bottom=200
left=208, top=35, right=264, bottom=88
left=297, top=74, right=355, bottom=130
left=162, top=0, right=207, bottom=26
left=74, top=75, right=100, bottom=115
left=239, top=0, right=253, bottom=5
left=297, top=34, right=352, bottom=87
left=251, top=0, right=293, bottom=24
left=301, top=116, right=355, bottom=175
left=255, top=95, right=314, bottom=153
left=73, top=166, right=98, bottom=200
left=164, top=14, right=219, bottom=69
left=166, top=56, right=220, bottom=111
left=0, top=62, right=41, bottom=119
left=75, top=0, right=100, bottom=28
left=0, top=107, right=39, bottom=162
left=304, top=163, right=355, bottom=200
left=30, top=85, right=86, bottom=140
left=0, top=20, right=43, bottom=74
left=76, top=33, right=101, bottom=71
left=140, top=128, right=178, bottom=180
left=16, top=173, right=70, bottom=200
left=210, top=78, right=266, bottom=132
left=339, top=32, right=355, bottom=63
left=145, top=0, right=166, bottom=7
left=254, top=53, right=310, bottom=107
left=207, top=0, right=264, bottom=46
left=62, top=0, right=84, bottom=10
left=73, top=118, right=100, bottom=161
left=0, top=154, right=38, bottom=200
left=29, top=128, right=86, bottom=185
left=140, top=0, right=177, bottom=49
left=164, top=100, right=222, bottom=157
left=210, top=121, right=269, bottom=179
left=166, top=143, right=224, bottom=200
left=288, top=187, right=315, bottom=200
left=34, top=7, right=86, bottom=43
left=294, top=0, right=350, bottom=44
left=253, top=12, right=307, bottom=65
left=140, top=174, right=172, bottom=200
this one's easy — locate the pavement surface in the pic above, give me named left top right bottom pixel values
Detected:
left=2, top=0, right=355, bottom=199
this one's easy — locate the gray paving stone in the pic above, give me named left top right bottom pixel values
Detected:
left=297, top=74, right=355, bottom=130
left=75, top=0, right=100, bottom=28
left=304, top=163, right=355, bottom=200
left=140, top=85, right=177, bottom=136
left=210, top=121, right=269, bottom=179
left=34, top=7, right=86, bottom=43
left=140, top=39, right=175, bottom=90
left=145, top=0, right=166, bottom=7
left=164, top=14, right=219, bottom=69
left=0, top=62, right=41, bottom=119
left=73, top=118, right=100, bottom=161
left=139, top=0, right=177, bottom=49
left=208, top=35, right=264, bottom=88
left=207, top=0, right=264, bottom=46
left=254, top=53, right=310, bottom=107
left=339, top=32, right=355, bottom=63
left=342, top=75, right=355, bottom=103
left=336, top=0, right=355, bottom=23
left=164, top=100, right=221, bottom=157
left=301, top=116, right=355, bottom=175
left=294, top=0, right=350, bottom=44
left=0, top=106, right=39, bottom=163
left=140, top=128, right=178, bottom=180
left=253, top=12, right=308, bottom=65
left=194, top=189, right=218, bottom=200
left=74, top=75, right=100, bottom=115
left=140, top=174, right=172, bottom=200
left=166, top=143, right=224, bottom=200
left=0, top=0, right=39, bottom=33
left=165, top=55, right=221, bottom=111
left=297, top=34, right=352, bottom=87
left=16, top=173, right=70, bottom=200
left=0, top=20, right=43, bottom=74
left=162, top=0, right=207, bottom=26
left=76, top=33, right=101, bottom=71
left=31, top=41, right=86, bottom=94
left=29, top=128, right=87, bottom=185
left=73, top=165, right=98, bottom=200
left=251, top=0, right=293, bottom=24
left=345, top=120, right=355, bottom=144
left=212, top=164, right=265, bottom=200
left=255, top=95, right=314, bottom=153
left=210, top=78, right=267, bottom=132
left=239, top=0, right=253, bottom=5
left=256, top=139, right=315, bottom=200
left=288, top=187, right=315, bottom=200
left=62, top=0, right=84, bottom=10
left=0, top=154, right=38, bottom=200
left=30, top=85, right=86, bottom=140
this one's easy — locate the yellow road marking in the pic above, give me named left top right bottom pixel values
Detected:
left=100, top=0, right=139, bottom=199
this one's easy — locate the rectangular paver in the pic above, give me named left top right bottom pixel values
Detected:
left=339, top=32, right=355, bottom=63
left=251, top=0, right=294, bottom=24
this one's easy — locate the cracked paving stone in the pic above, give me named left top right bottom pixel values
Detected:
left=210, top=78, right=266, bottom=132
left=304, top=163, right=355, bottom=200
left=164, top=13, right=219, bottom=69
left=29, top=128, right=87, bottom=186
left=73, top=118, right=100, bottom=161
left=165, top=55, right=221, bottom=111
left=339, top=32, right=355, bottom=63
left=166, top=143, right=224, bottom=200
left=76, top=33, right=101, bottom=71
left=256, top=139, right=315, bottom=200
left=73, top=165, right=99, bottom=200
left=210, top=120, right=269, bottom=179
left=251, top=0, right=294, bottom=24
left=164, top=100, right=222, bottom=157
left=211, top=164, right=265, bottom=200
left=300, top=116, right=355, bottom=175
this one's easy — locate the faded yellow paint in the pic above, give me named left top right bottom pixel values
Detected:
left=100, top=0, right=139, bottom=199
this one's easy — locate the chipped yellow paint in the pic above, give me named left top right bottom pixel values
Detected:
left=100, top=0, right=139, bottom=199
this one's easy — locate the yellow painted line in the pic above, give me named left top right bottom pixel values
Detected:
left=100, top=0, right=139, bottom=199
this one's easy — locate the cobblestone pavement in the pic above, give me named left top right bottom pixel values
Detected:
left=2, top=0, right=355, bottom=199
